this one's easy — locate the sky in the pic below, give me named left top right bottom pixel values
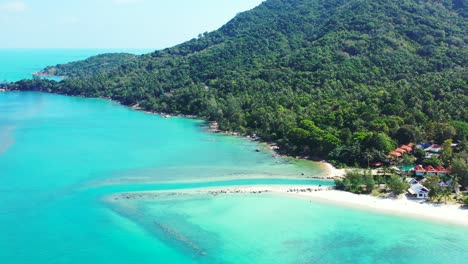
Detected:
left=0, top=0, right=264, bottom=49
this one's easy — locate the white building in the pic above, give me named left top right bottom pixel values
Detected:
left=408, top=183, right=429, bottom=199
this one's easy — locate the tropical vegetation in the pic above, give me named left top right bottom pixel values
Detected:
left=3, top=0, right=467, bottom=168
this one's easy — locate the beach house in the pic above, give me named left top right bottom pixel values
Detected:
left=407, top=183, right=430, bottom=199
left=406, top=178, right=419, bottom=185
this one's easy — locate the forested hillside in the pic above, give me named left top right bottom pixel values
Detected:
left=7, top=0, right=468, bottom=166
left=37, top=53, right=138, bottom=78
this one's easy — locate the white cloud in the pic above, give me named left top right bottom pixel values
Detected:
left=113, top=0, right=144, bottom=5
left=0, top=0, right=28, bottom=12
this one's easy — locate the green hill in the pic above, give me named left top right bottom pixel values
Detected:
left=37, top=53, right=138, bottom=78
left=8, top=0, right=468, bottom=166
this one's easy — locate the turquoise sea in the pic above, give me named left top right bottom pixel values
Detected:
left=1, top=49, right=467, bottom=263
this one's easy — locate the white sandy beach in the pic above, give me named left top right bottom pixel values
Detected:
left=317, top=161, right=346, bottom=178
left=229, top=186, right=467, bottom=227
left=278, top=187, right=468, bottom=227
left=113, top=184, right=468, bottom=228
left=311, top=162, right=468, bottom=226
left=106, top=162, right=467, bottom=228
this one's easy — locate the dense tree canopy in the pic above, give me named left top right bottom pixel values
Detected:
left=38, top=53, right=138, bottom=78
left=5, top=0, right=468, bottom=166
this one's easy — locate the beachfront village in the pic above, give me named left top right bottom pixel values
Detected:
left=334, top=139, right=468, bottom=206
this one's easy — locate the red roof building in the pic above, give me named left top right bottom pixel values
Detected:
left=400, top=145, right=413, bottom=152
left=395, top=148, right=407, bottom=154
left=425, top=165, right=437, bottom=176
left=415, top=165, right=426, bottom=176
left=436, top=166, right=448, bottom=175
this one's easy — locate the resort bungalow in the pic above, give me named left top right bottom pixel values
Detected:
left=408, top=183, right=430, bottom=199
left=388, top=144, right=415, bottom=162
left=414, top=165, right=426, bottom=176
left=394, top=148, right=407, bottom=155
left=437, top=181, right=449, bottom=188
left=445, top=179, right=462, bottom=193
left=406, top=178, right=419, bottom=185
left=417, top=143, right=431, bottom=149
left=425, top=165, right=437, bottom=176
left=436, top=166, right=448, bottom=176
left=425, top=144, right=442, bottom=153
left=400, top=145, right=413, bottom=152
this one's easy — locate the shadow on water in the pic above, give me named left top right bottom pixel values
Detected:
left=88, top=177, right=333, bottom=262
left=104, top=193, right=225, bottom=263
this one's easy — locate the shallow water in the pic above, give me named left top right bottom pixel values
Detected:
left=108, top=192, right=468, bottom=264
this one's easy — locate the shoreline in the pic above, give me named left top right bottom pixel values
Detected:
left=280, top=187, right=468, bottom=228
left=5, top=91, right=466, bottom=228
left=126, top=93, right=350, bottom=181
left=110, top=185, right=468, bottom=228
left=130, top=98, right=353, bottom=180
left=1, top=90, right=347, bottom=179
left=316, top=161, right=346, bottom=178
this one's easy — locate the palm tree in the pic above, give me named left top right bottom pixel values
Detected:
left=449, top=175, right=461, bottom=196
left=362, top=151, right=374, bottom=168
left=429, top=187, right=441, bottom=203
left=440, top=187, right=452, bottom=204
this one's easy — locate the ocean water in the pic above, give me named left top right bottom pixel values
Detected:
left=1, top=50, right=467, bottom=263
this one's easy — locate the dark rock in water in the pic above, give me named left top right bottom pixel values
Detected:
left=255, top=148, right=260, bottom=152
left=155, top=222, right=204, bottom=255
